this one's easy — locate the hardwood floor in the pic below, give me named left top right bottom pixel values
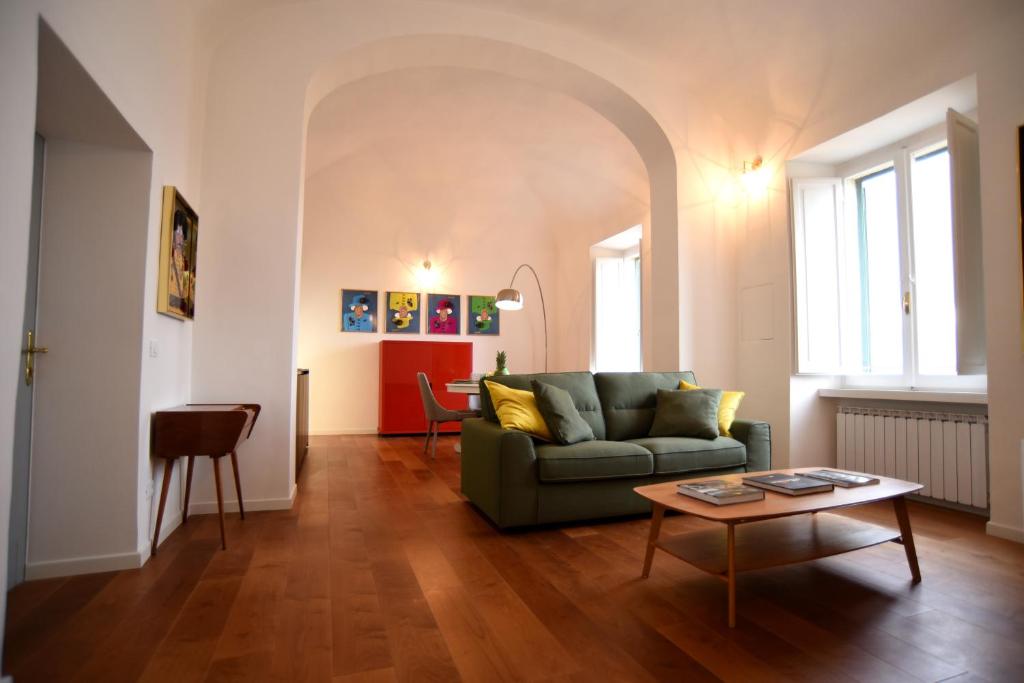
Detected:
left=5, top=434, right=1024, bottom=682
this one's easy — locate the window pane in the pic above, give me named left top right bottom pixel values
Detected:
left=594, top=255, right=642, bottom=372
left=856, top=168, right=903, bottom=374
left=911, top=148, right=956, bottom=375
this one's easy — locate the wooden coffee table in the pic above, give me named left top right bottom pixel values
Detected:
left=634, top=467, right=923, bottom=627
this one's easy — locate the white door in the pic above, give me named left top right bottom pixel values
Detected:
left=8, top=134, right=45, bottom=588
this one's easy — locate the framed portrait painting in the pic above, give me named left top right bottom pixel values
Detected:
left=341, top=289, right=378, bottom=332
left=468, top=295, right=500, bottom=335
left=386, top=291, right=420, bottom=333
left=157, top=186, right=198, bottom=320
left=427, top=293, right=461, bottom=335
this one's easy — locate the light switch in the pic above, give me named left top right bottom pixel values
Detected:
left=148, top=340, right=159, bottom=358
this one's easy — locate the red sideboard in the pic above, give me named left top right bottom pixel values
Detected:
left=378, top=340, right=472, bottom=435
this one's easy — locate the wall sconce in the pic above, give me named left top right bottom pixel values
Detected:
left=416, top=259, right=439, bottom=288
left=740, top=156, right=771, bottom=198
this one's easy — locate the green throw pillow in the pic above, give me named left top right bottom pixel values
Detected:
left=531, top=380, right=596, bottom=445
left=648, top=388, right=723, bottom=440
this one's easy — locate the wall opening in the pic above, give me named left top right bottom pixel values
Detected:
left=11, top=20, right=153, bottom=582
left=591, top=225, right=643, bottom=372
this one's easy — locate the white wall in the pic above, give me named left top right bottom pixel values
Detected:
left=0, top=0, right=206, bottom=614
left=298, top=67, right=648, bottom=432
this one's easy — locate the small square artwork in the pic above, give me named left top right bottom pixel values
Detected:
left=427, top=293, right=460, bottom=335
left=386, top=291, right=420, bottom=333
left=341, top=289, right=378, bottom=332
left=468, top=295, right=500, bottom=335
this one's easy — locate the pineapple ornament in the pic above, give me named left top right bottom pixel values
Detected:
left=495, top=350, right=510, bottom=376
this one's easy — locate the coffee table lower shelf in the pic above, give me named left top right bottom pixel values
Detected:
left=655, top=512, right=900, bottom=576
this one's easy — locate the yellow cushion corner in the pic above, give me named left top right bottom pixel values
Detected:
left=678, top=379, right=745, bottom=437
left=484, top=381, right=553, bottom=441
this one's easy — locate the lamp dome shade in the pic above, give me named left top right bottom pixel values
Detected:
left=495, top=288, right=524, bottom=310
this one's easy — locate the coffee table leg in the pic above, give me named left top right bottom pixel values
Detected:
left=641, top=503, right=665, bottom=578
left=892, top=496, right=921, bottom=583
left=727, top=523, right=736, bottom=628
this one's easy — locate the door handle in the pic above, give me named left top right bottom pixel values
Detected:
left=21, top=329, right=48, bottom=386
left=902, top=291, right=911, bottom=315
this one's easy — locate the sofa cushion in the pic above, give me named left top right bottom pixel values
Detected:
left=532, top=380, right=596, bottom=445
left=680, top=379, right=746, bottom=437
left=626, top=436, right=747, bottom=475
left=648, top=388, right=722, bottom=439
left=594, top=371, right=697, bottom=441
left=484, top=380, right=553, bottom=441
left=480, top=372, right=606, bottom=440
left=535, top=440, right=652, bottom=482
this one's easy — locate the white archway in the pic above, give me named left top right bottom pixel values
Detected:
left=303, top=34, right=680, bottom=372
left=193, top=18, right=684, bottom=513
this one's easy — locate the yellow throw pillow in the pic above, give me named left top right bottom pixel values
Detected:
left=679, top=380, right=745, bottom=437
left=485, top=381, right=553, bottom=441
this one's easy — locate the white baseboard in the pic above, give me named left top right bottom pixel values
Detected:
left=310, top=427, right=377, bottom=435
left=25, top=508, right=187, bottom=579
left=26, top=547, right=144, bottom=581
left=187, top=485, right=296, bottom=515
left=986, top=520, right=1024, bottom=543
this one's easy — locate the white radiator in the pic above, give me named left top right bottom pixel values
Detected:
left=836, top=406, right=988, bottom=510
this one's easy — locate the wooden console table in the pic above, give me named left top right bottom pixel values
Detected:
left=150, top=403, right=260, bottom=555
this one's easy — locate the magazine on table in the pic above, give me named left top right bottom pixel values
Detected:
left=742, top=473, right=834, bottom=496
left=802, top=469, right=879, bottom=487
left=676, top=480, right=765, bottom=505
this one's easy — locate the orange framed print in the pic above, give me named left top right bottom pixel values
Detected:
left=157, top=186, right=198, bottom=320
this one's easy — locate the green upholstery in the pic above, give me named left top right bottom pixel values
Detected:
left=648, top=388, right=723, bottom=439
left=532, top=380, right=596, bottom=444
left=729, top=419, right=771, bottom=472
left=535, top=440, right=652, bottom=482
left=461, top=418, right=539, bottom=528
left=594, top=371, right=697, bottom=441
left=626, top=436, right=746, bottom=474
left=535, top=467, right=750, bottom=524
left=462, top=370, right=771, bottom=529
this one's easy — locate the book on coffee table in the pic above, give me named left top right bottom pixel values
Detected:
left=676, top=480, right=765, bottom=505
left=802, top=469, right=879, bottom=487
left=742, top=473, right=834, bottom=496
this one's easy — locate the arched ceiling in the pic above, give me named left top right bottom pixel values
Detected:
left=304, top=66, right=649, bottom=240
left=195, top=0, right=1007, bottom=94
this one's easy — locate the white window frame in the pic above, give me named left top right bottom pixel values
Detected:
left=794, top=120, right=986, bottom=391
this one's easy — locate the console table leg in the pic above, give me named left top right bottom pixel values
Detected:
left=182, top=455, right=195, bottom=524
left=727, top=523, right=736, bottom=628
left=230, top=451, right=245, bottom=520
left=642, top=504, right=665, bottom=578
left=151, top=458, right=174, bottom=557
left=213, top=455, right=227, bottom=550
left=892, top=496, right=921, bottom=583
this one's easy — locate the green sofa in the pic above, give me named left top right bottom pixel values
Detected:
left=461, top=371, right=771, bottom=529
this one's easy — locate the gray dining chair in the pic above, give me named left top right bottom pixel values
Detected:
left=417, top=372, right=479, bottom=459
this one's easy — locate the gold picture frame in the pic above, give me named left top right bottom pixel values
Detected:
left=157, top=186, right=198, bottom=320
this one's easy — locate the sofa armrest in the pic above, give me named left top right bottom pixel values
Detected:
left=460, top=417, right=539, bottom=528
left=730, top=419, right=771, bottom=472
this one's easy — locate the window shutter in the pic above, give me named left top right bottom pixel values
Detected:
left=946, top=108, right=986, bottom=375
left=791, top=177, right=847, bottom=373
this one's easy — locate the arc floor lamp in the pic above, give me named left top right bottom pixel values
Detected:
left=495, top=263, right=548, bottom=372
